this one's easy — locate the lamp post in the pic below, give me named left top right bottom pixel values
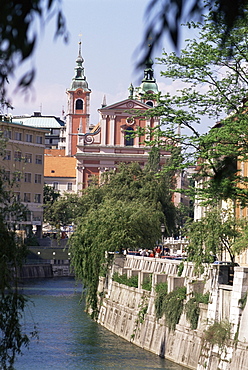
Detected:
left=161, top=223, right=165, bottom=255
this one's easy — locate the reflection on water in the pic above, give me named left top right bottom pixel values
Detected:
left=15, top=277, right=187, bottom=370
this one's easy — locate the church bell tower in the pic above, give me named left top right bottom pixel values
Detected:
left=65, top=41, right=91, bottom=156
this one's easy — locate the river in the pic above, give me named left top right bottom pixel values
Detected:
left=15, top=277, right=187, bottom=370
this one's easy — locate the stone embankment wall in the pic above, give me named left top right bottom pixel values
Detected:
left=97, top=256, right=248, bottom=370
left=19, top=262, right=73, bottom=278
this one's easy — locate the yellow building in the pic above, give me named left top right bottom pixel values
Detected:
left=0, top=116, right=47, bottom=237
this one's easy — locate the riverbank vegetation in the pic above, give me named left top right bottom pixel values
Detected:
left=63, top=161, right=177, bottom=318
left=43, top=149, right=187, bottom=318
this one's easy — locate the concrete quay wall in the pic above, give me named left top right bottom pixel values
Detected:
left=98, top=256, right=248, bottom=370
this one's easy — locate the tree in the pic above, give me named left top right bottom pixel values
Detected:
left=185, top=207, right=244, bottom=270
left=139, top=9, right=248, bottom=266
left=0, top=0, right=67, bottom=109
left=68, top=162, right=176, bottom=317
left=144, top=8, right=248, bottom=205
left=140, top=0, right=248, bottom=64
left=0, top=153, right=36, bottom=368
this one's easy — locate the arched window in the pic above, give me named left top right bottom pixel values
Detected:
left=75, top=99, right=83, bottom=110
left=124, top=127, right=134, bottom=146
left=146, top=101, right=153, bottom=107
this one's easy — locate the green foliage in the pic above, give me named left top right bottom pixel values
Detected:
left=131, top=292, right=149, bottom=341
left=0, top=0, right=68, bottom=108
left=184, top=207, right=243, bottom=271
left=141, top=0, right=247, bottom=62
left=137, top=294, right=149, bottom=324
left=43, top=184, right=60, bottom=205
left=239, top=292, right=247, bottom=310
left=0, top=217, right=34, bottom=369
left=0, top=140, right=38, bottom=368
left=69, top=162, right=176, bottom=318
left=154, top=282, right=168, bottom=320
left=185, top=292, right=210, bottom=330
left=163, top=287, right=186, bottom=331
left=143, top=9, right=248, bottom=209
left=177, top=262, right=184, bottom=277
left=112, top=273, right=138, bottom=288
left=142, top=275, right=152, bottom=291
left=203, top=320, right=231, bottom=350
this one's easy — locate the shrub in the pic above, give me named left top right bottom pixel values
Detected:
left=142, top=274, right=152, bottom=291
left=185, top=292, right=209, bottom=330
left=203, top=320, right=231, bottom=350
left=112, top=272, right=138, bottom=288
left=163, top=286, right=186, bottom=331
left=154, top=282, right=168, bottom=320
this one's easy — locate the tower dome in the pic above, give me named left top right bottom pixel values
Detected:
left=71, top=41, right=90, bottom=91
left=139, top=57, right=158, bottom=95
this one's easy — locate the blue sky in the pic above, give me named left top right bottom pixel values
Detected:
left=7, top=0, right=197, bottom=125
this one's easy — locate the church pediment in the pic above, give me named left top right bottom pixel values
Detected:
left=98, top=99, right=150, bottom=113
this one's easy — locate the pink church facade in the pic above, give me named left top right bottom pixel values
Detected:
left=64, top=43, right=171, bottom=191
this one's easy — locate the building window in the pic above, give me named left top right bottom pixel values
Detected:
left=3, top=170, right=10, bottom=181
left=146, top=101, right=154, bottom=107
left=75, top=99, right=83, bottom=110
left=36, top=136, right=43, bottom=144
left=35, top=155, right=42, bottom=164
left=4, top=130, right=11, bottom=139
left=53, top=182, right=58, bottom=190
left=14, top=151, right=22, bottom=161
left=26, top=134, right=33, bottom=143
left=25, top=211, right=31, bottom=221
left=67, top=182, right=72, bottom=191
left=124, top=127, right=134, bottom=146
left=25, top=153, right=32, bottom=163
left=13, top=171, right=21, bottom=182
left=15, top=132, right=22, bottom=141
left=14, top=192, right=21, bottom=201
left=24, top=173, right=31, bottom=183
left=33, top=216, right=41, bottom=222
left=24, top=193, right=31, bottom=202
left=35, top=174, right=42, bottom=184
left=34, top=194, right=41, bottom=203
left=4, top=150, right=11, bottom=160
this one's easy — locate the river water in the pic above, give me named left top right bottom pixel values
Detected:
left=15, top=277, right=187, bottom=370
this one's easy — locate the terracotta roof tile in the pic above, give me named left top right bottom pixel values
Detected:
left=44, top=155, right=76, bottom=178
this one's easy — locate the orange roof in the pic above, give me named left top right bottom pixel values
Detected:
left=45, top=148, right=65, bottom=156
left=44, top=155, right=76, bottom=178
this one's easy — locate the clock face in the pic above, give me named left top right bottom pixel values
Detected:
left=126, top=102, right=134, bottom=108
left=77, top=90, right=83, bottom=96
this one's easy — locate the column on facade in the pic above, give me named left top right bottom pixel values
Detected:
left=76, top=165, right=84, bottom=191
left=65, top=115, right=72, bottom=156
left=98, top=167, right=106, bottom=185
left=109, top=115, right=115, bottom=146
left=120, top=124, right=125, bottom=146
left=101, top=115, right=107, bottom=145
left=86, top=95, right=90, bottom=131
left=145, top=119, right=151, bottom=142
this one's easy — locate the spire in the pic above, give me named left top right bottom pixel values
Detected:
left=101, top=95, right=107, bottom=108
left=70, top=41, right=90, bottom=91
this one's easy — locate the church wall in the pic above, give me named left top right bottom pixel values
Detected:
left=115, top=116, right=123, bottom=146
